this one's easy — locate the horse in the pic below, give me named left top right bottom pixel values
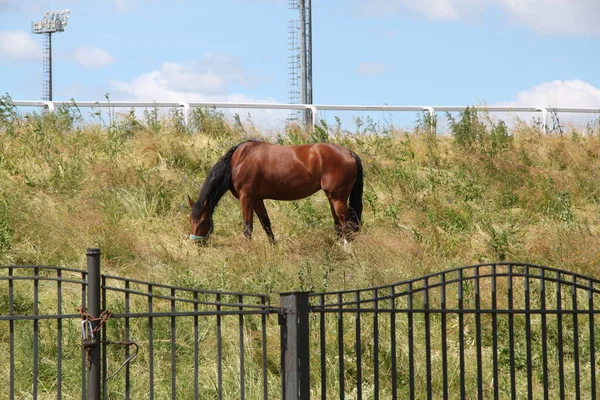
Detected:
left=187, top=140, right=363, bottom=244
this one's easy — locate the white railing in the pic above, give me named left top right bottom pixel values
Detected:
left=8, top=100, right=600, bottom=134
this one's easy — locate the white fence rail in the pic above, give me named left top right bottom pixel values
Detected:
left=7, top=100, right=600, bottom=134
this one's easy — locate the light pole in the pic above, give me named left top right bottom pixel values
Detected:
left=288, top=0, right=312, bottom=125
left=31, top=10, right=70, bottom=101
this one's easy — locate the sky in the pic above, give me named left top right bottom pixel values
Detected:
left=1, top=0, right=599, bottom=130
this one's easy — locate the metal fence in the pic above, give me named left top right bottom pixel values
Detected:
left=2, top=252, right=600, bottom=399
left=308, top=263, right=600, bottom=399
left=8, top=99, right=600, bottom=134
left=0, top=264, right=89, bottom=399
left=0, top=249, right=277, bottom=399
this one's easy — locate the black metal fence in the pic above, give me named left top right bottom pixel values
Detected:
left=1, top=249, right=277, bottom=399
left=2, top=251, right=600, bottom=399
left=0, top=263, right=89, bottom=398
left=309, top=263, right=600, bottom=399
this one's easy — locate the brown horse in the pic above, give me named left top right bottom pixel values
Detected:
left=188, top=140, right=363, bottom=243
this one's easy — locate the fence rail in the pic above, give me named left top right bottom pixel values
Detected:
left=309, top=263, right=600, bottom=399
left=7, top=99, right=600, bottom=134
left=2, top=252, right=600, bottom=399
left=98, top=253, right=274, bottom=400
left=0, top=250, right=278, bottom=400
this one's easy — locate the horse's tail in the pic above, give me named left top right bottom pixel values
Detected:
left=348, top=152, right=363, bottom=232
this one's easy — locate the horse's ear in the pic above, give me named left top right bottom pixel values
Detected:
left=187, top=195, right=195, bottom=208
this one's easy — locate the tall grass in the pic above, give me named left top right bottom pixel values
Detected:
left=2, top=97, right=600, bottom=397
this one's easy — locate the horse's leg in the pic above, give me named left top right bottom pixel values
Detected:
left=327, top=199, right=343, bottom=239
left=328, top=195, right=351, bottom=242
left=240, top=193, right=254, bottom=239
left=254, top=200, right=276, bottom=243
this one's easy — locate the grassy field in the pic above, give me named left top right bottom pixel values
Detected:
left=1, top=96, right=600, bottom=397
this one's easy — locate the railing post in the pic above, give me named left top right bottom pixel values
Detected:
left=307, top=105, right=318, bottom=132
left=179, top=102, right=190, bottom=126
left=87, top=248, right=101, bottom=400
left=537, top=107, right=548, bottom=134
left=279, top=291, right=310, bottom=400
left=43, top=101, right=55, bottom=113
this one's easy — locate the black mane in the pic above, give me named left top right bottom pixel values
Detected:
left=191, top=140, right=255, bottom=220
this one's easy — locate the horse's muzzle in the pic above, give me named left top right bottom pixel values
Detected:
left=189, top=234, right=209, bottom=245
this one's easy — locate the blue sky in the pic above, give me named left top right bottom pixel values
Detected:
left=1, top=0, right=599, bottom=129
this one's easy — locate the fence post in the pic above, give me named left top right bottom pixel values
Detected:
left=87, top=248, right=101, bottom=400
left=279, top=291, right=311, bottom=400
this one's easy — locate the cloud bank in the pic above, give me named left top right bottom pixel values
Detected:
left=0, top=31, right=41, bottom=63
left=357, top=0, right=600, bottom=35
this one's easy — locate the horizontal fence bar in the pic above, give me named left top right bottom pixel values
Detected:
left=311, top=277, right=600, bottom=308
left=9, top=100, right=313, bottom=110
left=0, top=265, right=87, bottom=274
left=8, top=100, right=318, bottom=129
left=309, top=308, right=600, bottom=315
left=102, top=274, right=270, bottom=298
left=10, top=100, right=600, bottom=115
left=0, top=275, right=88, bottom=285
left=7, top=100, right=600, bottom=135
left=0, top=313, right=83, bottom=321
left=102, top=285, right=271, bottom=309
left=308, top=264, right=600, bottom=299
left=313, top=105, right=549, bottom=113
left=108, top=310, right=277, bottom=318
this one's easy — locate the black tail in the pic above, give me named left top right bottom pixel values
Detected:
left=348, top=153, right=363, bottom=232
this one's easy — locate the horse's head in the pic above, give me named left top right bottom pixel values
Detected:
left=188, top=196, right=213, bottom=243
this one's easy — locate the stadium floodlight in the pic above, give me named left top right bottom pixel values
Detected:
left=31, top=10, right=70, bottom=101
left=32, top=10, right=69, bottom=34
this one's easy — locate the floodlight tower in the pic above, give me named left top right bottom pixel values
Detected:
left=31, top=10, right=70, bottom=101
left=288, top=0, right=312, bottom=125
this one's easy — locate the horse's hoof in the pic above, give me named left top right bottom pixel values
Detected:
left=337, top=238, right=351, bottom=253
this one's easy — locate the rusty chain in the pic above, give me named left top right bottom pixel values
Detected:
left=77, top=305, right=112, bottom=335
left=78, top=305, right=112, bottom=369
left=77, top=305, right=138, bottom=378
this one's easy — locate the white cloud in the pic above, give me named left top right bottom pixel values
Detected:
left=502, top=80, right=600, bottom=108
left=112, top=0, right=135, bottom=12
left=110, top=55, right=287, bottom=128
left=73, top=47, right=115, bottom=69
left=112, top=53, right=256, bottom=97
left=358, top=0, right=484, bottom=21
left=357, top=62, right=389, bottom=76
left=0, top=31, right=41, bottom=63
left=98, top=0, right=136, bottom=12
left=356, top=0, right=600, bottom=35
left=491, top=80, right=600, bottom=128
left=497, top=0, right=600, bottom=36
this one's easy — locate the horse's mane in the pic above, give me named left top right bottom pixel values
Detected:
left=191, top=140, right=258, bottom=220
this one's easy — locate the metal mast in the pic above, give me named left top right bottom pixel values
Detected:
left=288, top=0, right=312, bottom=125
left=306, top=0, right=312, bottom=107
left=287, top=3, right=301, bottom=123
left=31, top=10, right=70, bottom=101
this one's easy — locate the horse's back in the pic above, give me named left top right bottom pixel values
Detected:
left=230, top=141, right=357, bottom=200
left=238, top=141, right=355, bottom=172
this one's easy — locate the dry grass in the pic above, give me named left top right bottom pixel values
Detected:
left=2, top=103, right=600, bottom=397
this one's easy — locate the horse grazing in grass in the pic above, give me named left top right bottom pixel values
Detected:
left=188, top=140, right=363, bottom=243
